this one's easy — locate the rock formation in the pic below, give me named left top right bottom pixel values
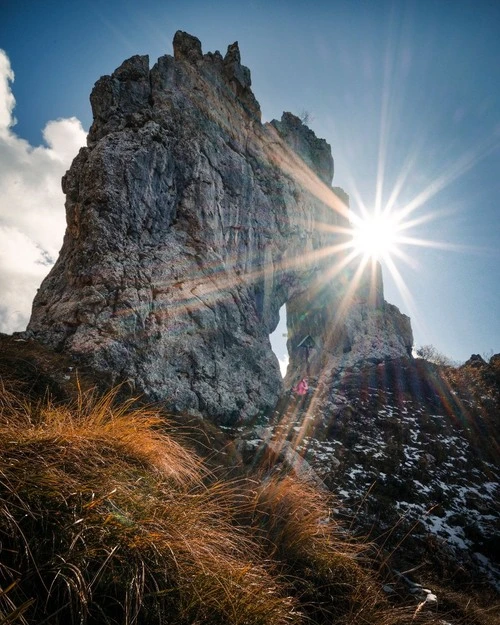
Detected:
left=27, top=31, right=412, bottom=423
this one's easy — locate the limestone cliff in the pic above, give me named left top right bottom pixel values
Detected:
left=27, top=32, right=412, bottom=422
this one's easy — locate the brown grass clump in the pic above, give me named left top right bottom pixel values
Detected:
left=426, top=585, right=500, bottom=625
left=0, top=383, right=470, bottom=625
left=440, top=360, right=500, bottom=464
left=0, top=385, right=297, bottom=625
left=241, top=475, right=414, bottom=625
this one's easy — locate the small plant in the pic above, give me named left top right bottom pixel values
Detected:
left=298, top=109, right=314, bottom=125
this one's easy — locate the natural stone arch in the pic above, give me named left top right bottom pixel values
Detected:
left=26, top=32, right=412, bottom=424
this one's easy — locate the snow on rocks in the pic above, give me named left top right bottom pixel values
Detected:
left=235, top=358, right=499, bottom=590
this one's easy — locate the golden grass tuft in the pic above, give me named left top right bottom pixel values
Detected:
left=0, top=386, right=297, bottom=625
left=0, top=384, right=201, bottom=484
left=241, top=475, right=392, bottom=624
left=0, top=383, right=477, bottom=624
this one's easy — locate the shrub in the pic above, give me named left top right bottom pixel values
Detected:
left=415, top=344, right=454, bottom=367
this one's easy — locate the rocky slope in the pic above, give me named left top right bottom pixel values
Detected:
left=7, top=337, right=499, bottom=625
left=237, top=356, right=500, bottom=595
left=26, top=31, right=412, bottom=423
left=1, top=330, right=498, bottom=617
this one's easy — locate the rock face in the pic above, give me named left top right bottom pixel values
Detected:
left=27, top=31, right=412, bottom=423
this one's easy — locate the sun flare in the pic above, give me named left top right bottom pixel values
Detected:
left=350, top=212, right=400, bottom=260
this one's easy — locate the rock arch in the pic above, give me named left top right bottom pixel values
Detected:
left=27, top=32, right=412, bottom=423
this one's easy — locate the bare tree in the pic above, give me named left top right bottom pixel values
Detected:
left=299, top=109, right=314, bottom=125
left=415, top=344, right=454, bottom=367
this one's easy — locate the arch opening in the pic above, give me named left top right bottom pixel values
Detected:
left=269, top=304, right=288, bottom=378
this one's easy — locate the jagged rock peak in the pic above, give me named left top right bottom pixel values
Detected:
left=224, top=40, right=241, bottom=64
left=463, top=353, right=488, bottom=368
left=173, top=30, right=203, bottom=62
left=27, top=32, right=413, bottom=423
left=271, top=112, right=334, bottom=185
left=223, top=41, right=251, bottom=90
left=87, top=31, right=261, bottom=144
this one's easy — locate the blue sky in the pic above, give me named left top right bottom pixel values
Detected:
left=1, top=0, right=499, bottom=365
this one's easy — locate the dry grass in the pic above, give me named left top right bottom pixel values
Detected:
left=426, top=585, right=500, bottom=625
left=0, top=385, right=296, bottom=625
left=0, top=382, right=488, bottom=625
left=240, top=475, right=426, bottom=625
left=440, top=361, right=500, bottom=464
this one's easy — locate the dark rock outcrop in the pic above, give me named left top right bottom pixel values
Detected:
left=464, top=353, right=487, bottom=368
left=27, top=31, right=412, bottom=423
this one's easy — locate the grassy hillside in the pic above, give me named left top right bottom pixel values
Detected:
left=0, top=335, right=498, bottom=624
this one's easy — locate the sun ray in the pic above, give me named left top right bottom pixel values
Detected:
left=375, top=9, right=398, bottom=216
left=383, top=253, right=416, bottom=315
left=383, top=149, right=422, bottom=216
left=386, top=244, right=420, bottom=271
left=396, top=135, right=500, bottom=222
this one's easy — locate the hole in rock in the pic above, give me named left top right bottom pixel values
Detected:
left=269, top=305, right=289, bottom=378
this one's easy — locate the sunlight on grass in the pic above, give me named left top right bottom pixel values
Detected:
left=0, top=382, right=486, bottom=624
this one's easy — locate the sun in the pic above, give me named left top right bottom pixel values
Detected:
left=350, top=211, right=400, bottom=260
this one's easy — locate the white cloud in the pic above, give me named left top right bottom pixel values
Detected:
left=43, top=117, right=87, bottom=164
left=0, top=50, right=15, bottom=131
left=0, top=227, right=49, bottom=333
left=0, top=49, right=86, bottom=334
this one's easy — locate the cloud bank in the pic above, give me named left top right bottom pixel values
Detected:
left=0, top=49, right=86, bottom=333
